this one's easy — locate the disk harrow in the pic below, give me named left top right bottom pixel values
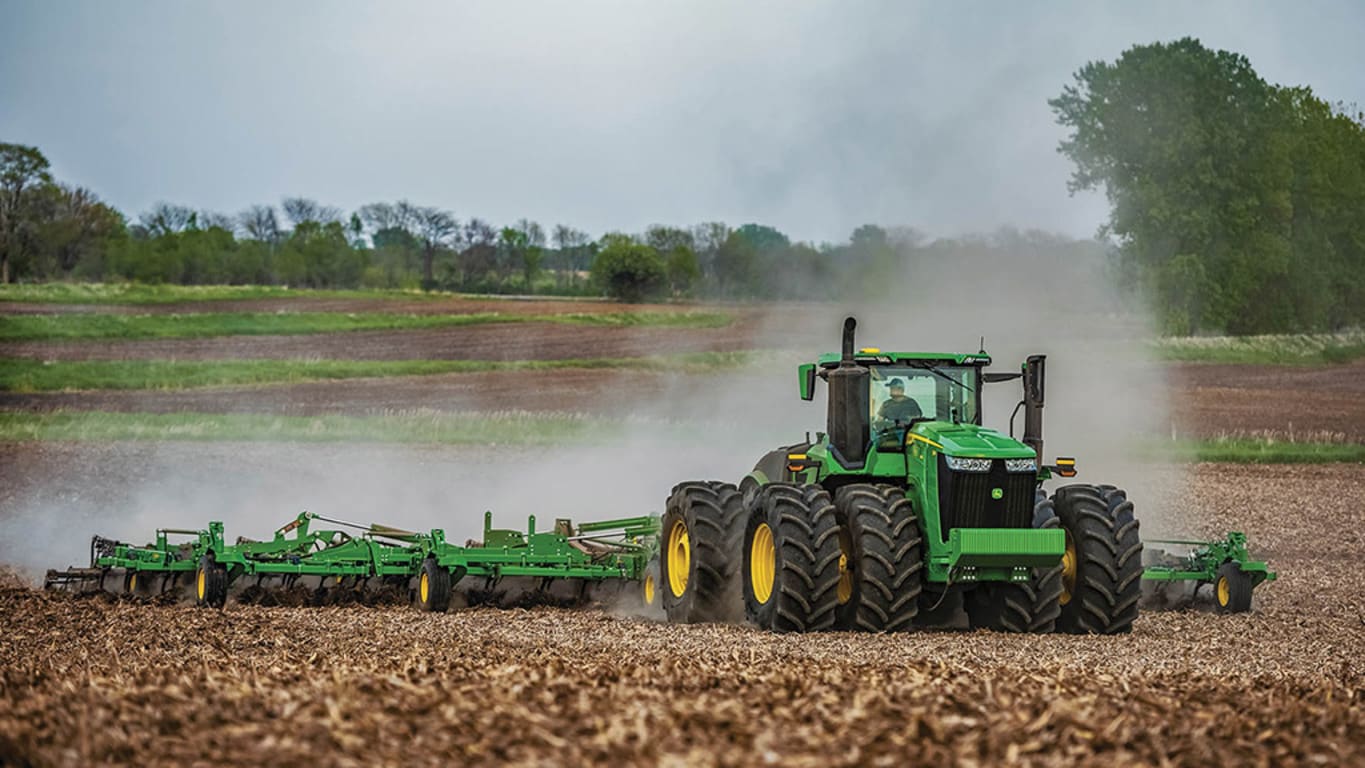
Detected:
left=44, top=510, right=659, bottom=611
left=1142, top=531, right=1277, bottom=613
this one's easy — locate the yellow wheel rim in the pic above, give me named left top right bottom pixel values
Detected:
left=750, top=522, right=776, bottom=605
left=643, top=571, right=656, bottom=606
left=195, top=569, right=204, bottom=601
left=1216, top=576, right=1229, bottom=606
left=836, top=541, right=853, bottom=605
left=130, top=572, right=139, bottom=594
left=667, top=519, right=691, bottom=598
left=1059, top=535, right=1077, bottom=606
left=420, top=571, right=430, bottom=604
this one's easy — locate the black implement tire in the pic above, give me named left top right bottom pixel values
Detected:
left=660, top=481, right=745, bottom=624
left=642, top=556, right=661, bottom=611
left=1214, top=562, right=1253, bottom=614
left=1053, top=484, right=1142, bottom=634
left=416, top=557, right=452, bottom=612
left=123, top=570, right=141, bottom=595
left=965, top=498, right=1065, bottom=633
left=831, top=484, right=922, bottom=632
left=195, top=554, right=228, bottom=609
left=743, top=484, right=842, bottom=633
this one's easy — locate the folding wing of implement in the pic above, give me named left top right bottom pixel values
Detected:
left=44, top=510, right=660, bottom=611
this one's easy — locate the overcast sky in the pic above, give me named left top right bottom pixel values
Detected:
left=3, top=1, right=1363, bottom=243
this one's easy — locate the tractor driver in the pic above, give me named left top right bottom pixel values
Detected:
left=878, top=378, right=923, bottom=424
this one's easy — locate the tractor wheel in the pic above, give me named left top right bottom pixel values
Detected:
left=123, top=570, right=140, bottom=595
left=416, top=557, right=452, bottom=613
left=1052, top=485, right=1143, bottom=634
left=965, top=497, right=1065, bottom=633
left=660, top=481, right=745, bottom=624
left=831, top=484, right=922, bottom=632
left=1214, top=562, right=1253, bottom=614
left=642, top=556, right=661, bottom=610
left=195, top=554, right=228, bottom=609
left=743, top=484, right=842, bottom=633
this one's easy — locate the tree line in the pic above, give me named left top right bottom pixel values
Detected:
left=0, top=143, right=1107, bottom=304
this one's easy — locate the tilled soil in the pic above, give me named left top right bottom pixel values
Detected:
left=1, top=458, right=1363, bottom=766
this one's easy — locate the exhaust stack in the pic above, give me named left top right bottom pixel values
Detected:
left=826, top=317, right=870, bottom=467
left=1022, top=354, right=1045, bottom=463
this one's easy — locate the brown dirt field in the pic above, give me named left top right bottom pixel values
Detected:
left=1169, top=360, right=1365, bottom=441
left=0, top=295, right=695, bottom=316
left=4, top=358, right=1363, bottom=441
left=0, top=321, right=763, bottom=363
left=1, top=449, right=1363, bottom=766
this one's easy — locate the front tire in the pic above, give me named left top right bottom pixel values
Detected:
left=743, top=484, right=842, bottom=633
left=965, top=497, right=1064, bottom=633
left=1053, top=485, right=1142, bottom=634
left=660, top=481, right=745, bottom=624
left=831, top=484, right=922, bottom=632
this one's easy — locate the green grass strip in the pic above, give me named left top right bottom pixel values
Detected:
left=1149, top=438, right=1365, bottom=464
left=0, top=352, right=760, bottom=392
left=0, top=410, right=618, bottom=445
left=0, top=283, right=462, bottom=305
left=1152, top=330, right=1365, bottom=365
left=0, top=310, right=732, bottom=342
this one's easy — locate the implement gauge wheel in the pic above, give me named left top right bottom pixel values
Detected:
left=1214, top=563, right=1253, bottom=614
left=416, top=557, right=452, bottom=613
left=195, top=554, right=228, bottom=609
left=742, top=484, right=842, bottom=633
left=642, top=556, right=660, bottom=609
left=660, top=481, right=744, bottom=624
left=123, top=570, right=140, bottom=595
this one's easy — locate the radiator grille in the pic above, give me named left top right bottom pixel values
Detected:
left=936, top=457, right=1035, bottom=540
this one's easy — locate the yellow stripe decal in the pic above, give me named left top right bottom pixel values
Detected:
left=908, top=433, right=943, bottom=450
left=787, top=454, right=807, bottom=460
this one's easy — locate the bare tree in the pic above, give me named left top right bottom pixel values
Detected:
left=281, top=197, right=341, bottom=227
left=238, top=205, right=281, bottom=243
left=414, top=206, right=458, bottom=287
left=463, top=217, right=496, bottom=246
left=514, top=218, right=546, bottom=248
left=140, top=202, right=195, bottom=236
left=199, top=210, right=235, bottom=232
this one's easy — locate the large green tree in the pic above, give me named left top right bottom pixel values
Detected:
left=1052, top=38, right=1365, bottom=333
left=0, top=143, right=53, bottom=283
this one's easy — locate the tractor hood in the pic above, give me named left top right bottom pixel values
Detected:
left=909, top=422, right=1035, bottom=459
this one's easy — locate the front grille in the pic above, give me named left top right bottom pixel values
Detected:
left=937, top=457, right=1035, bottom=540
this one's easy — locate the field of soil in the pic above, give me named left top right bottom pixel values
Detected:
left=0, top=455, right=1361, bottom=766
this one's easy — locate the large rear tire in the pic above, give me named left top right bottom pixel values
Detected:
left=831, top=484, right=922, bottom=632
left=1053, top=484, right=1142, bottom=634
left=743, top=484, right=842, bottom=633
left=964, top=497, right=1064, bottom=633
left=660, top=481, right=745, bottom=624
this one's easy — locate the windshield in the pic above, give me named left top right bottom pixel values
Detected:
left=868, top=364, right=979, bottom=430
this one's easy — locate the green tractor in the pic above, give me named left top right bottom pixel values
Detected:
left=659, top=317, right=1142, bottom=634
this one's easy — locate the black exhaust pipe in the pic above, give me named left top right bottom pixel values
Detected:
left=827, top=317, right=870, bottom=467
left=1022, top=354, right=1045, bottom=463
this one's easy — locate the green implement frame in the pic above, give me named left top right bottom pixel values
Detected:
left=44, top=510, right=660, bottom=609
left=1141, top=531, right=1276, bottom=614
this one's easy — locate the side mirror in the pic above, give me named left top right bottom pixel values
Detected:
left=1024, top=355, right=1045, bottom=405
left=799, top=363, right=817, bottom=401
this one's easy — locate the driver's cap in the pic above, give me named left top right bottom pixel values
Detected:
left=888, top=378, right=905, bottom=388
